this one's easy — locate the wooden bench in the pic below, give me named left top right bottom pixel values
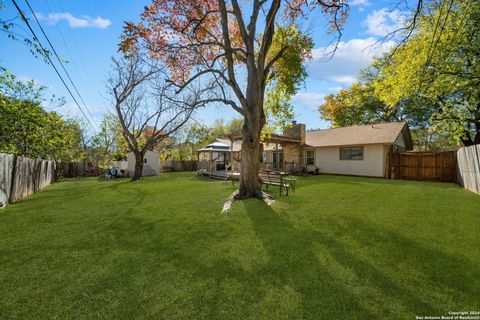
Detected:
left=259, top=170, right=291, bottom=196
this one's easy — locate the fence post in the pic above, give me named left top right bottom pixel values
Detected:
left=416, top=153, right=420, bottom=181
left=398, top=153, right=402, bottom=180
left=8, top=154, right=17, bottom=204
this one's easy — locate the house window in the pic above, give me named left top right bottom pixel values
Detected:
left=340, top=147, right=364, bottom=160
left=306, top=150, right=315, bottom=165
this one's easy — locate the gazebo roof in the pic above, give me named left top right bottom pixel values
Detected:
left=197, top=138, right=239, bottom=152
left=226, top=131, right=302, bottom=144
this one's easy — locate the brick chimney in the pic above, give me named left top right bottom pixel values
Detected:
left=283, top=122, right=306, bottom=144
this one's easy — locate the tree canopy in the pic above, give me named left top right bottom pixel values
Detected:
left=120, top=0, right=348, bottom=197
left=319, top=59, right=434, bottom=129
left=375, top=0, right=480, bottom=145
left=0, top=71, right=83, bottom=160
left=264, top=25, right=314, bottom=133
left=319, top=0, right=480, bottom=147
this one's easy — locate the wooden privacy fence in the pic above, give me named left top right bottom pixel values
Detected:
left=160, top=160, right=197, bottom=172
left=457, top=145, right=480, bottom=194
left=56, top=161, right=100, bottom=178
left=0, top=153, right=56, bottom=204
left=386, top=151, right=457, bottom=182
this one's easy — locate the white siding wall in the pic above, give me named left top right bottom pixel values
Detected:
left=127, top=150, right=160, bottom=176
left=314, top=144, right=386, bottom=177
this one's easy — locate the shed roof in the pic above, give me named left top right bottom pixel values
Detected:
left=306, top=122, right=411, bottom=148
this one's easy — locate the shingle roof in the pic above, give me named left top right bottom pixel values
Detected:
left=306, top=122, right=409, bottom=147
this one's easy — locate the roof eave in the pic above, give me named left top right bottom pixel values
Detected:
left=307, top=141, right=397, bottom=148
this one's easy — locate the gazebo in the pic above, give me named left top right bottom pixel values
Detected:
left=196, top=139, right=241, bottom=179
left=226, top=129, right=304, bottom=173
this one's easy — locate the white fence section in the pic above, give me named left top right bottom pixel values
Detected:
left=0, top=153, right=56, bottom=204
left=457, top=145, right=480, bottom=194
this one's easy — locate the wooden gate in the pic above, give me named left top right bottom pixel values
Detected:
left=386, top=151, right=457, bottom=182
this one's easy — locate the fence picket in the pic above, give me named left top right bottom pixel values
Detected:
left=387, top=151, right=456, bottom=182
left=0, top=153, right=58, bottom=205
left=457, top=145, right=480, bottom=194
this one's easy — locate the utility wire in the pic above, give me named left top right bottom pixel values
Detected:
left=10, top=0, right=97, bottom=132
left=43, top=0, right=90, bottom=102
left=57, top=0, right=95, bottom=91
left=22, top=0, right=97, bottom=126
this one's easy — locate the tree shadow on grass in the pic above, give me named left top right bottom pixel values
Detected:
left=242, top=200, right=480, bottom=318
left=70, top=197, right=370, bottom=319
left=242, top=200, right=380, bottom=319
left=313, top=215, right=480, bottom=312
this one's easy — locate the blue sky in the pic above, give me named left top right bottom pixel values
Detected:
left=0, top=0, right=406, bottom=132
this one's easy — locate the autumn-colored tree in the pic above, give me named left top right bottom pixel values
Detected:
left=120, top=0, right=348, bottom=199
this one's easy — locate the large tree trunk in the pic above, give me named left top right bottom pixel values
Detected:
left=238, top=85, right=265, bottom=199
left=131, top=150, right=144, bottom=181
left=236, top=66, right=269, bottom=199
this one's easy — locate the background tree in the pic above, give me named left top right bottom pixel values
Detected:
left=0, top=70, right=83, bottom=160
left=164, top=118, right=244, bottom=161
left=119, top=0, right=348, bottom=199
left=107, top=55, right=207, bottom=181
left=410, top=128, right=458, bottom=152
left=319, top=83, right=394, bottom=127
left=375, top=0, right=480, bottom=146
left=263, top=25, right=314, bottom=134
left=83, top=114, right=129, bottom=169
left=319, top=50, right=436, bottom=128
left=0, top=2, right=51, bottom=66
left=319, top=80, right=433, bottom=128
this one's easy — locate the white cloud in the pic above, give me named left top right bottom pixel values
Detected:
left=364, top=8, right=406, bottom=37
left=350, top=0, right=370, bottom=6
left=308, top=37, right=394, bottom=85
left=350, top=0, right=370, bottom=12
left=330, top=76, right=358, bottom=86
left=328, top=86, right=343, bottom=92
left=16, top=75, right=54, bottom=89
left=292, top=92, right=326, bottom=109
left=37, top=12, right=111, bottom=29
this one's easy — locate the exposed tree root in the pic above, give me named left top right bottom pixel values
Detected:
left=222, top=189, right=275, bottom=213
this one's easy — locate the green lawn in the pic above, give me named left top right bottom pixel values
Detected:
left=0, top=173, right=479, bottom=319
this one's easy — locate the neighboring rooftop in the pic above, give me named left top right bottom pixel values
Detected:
left=306, top=121, right=410, bottom=148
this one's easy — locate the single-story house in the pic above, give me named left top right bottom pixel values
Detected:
left=304, top=122, right=412, bottom=177
left=127, top=150, right=160, bottom=176
left=198, top=121, right=412, bottom=178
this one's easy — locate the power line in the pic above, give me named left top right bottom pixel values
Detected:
left=43, top=0, right=90, bottom=101
left=22, top=0, right=97, bottom=126
left=10, top=0, right=97, bottom=132
left=57, top=0, right=95, bottom=92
